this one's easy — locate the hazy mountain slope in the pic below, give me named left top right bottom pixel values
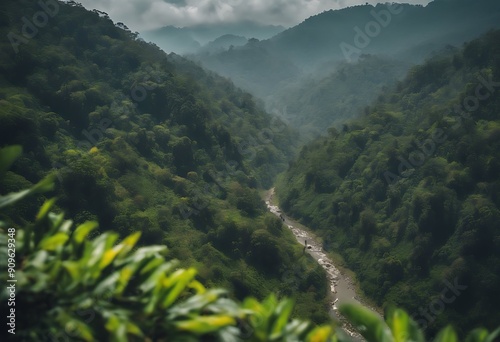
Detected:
left=194, top=0, right=500, bottom=135
left=198, top=0, right=500, bottom=75
left=191, top=39, right=301, bottom=99
left=141, top=21, right=285, bottom=54
left=199, top=34, right=249, bottom=54
left=265, top=0, right=500, bottom=67
left=140, top=25, right=202, bottom=55
left=276, top=30, right=500, bottom=336
left=268, top=55, right=412, bottom=138
left=0, top=0, right=333, bottom=323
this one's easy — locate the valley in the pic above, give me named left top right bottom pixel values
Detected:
left=266, top=187, right=371, bottom=340
left=1, top=0, right=500, bottom=340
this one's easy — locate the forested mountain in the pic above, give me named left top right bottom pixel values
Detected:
left=199, top=34, right=249, bottom=55
left=264, top=0, right=500, bottom=68
left=267, top=55, right=411, bottom=138
left=141, top=21, right=285, bottom=55
left=0, top=0, right=333, bottom=325
left=2, top=0, right=500, bottom=340
left=191, top=0, right=500, bottom=135
left=140, top=25, right=202, bottom=55
left=276, top=30, right=500, bottom=337
left=198, top=0, right=500, bottom=77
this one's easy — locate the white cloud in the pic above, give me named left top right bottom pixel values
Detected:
left=76, top=0, right=432, bottom=31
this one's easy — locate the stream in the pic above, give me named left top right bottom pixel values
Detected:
left=266, top=188, right=379, bottom=340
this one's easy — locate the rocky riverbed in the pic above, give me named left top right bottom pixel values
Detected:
left=266, top=188, right=380, bottom=340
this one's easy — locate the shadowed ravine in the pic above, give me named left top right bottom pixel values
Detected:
left=266, top=188, right=382, bottom=340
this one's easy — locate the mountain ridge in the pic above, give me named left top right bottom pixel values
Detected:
left=141, top=20, right=285, bottom=54
left=275, top=29, right=500, bottom=337
left=192, top=0, right=500, bottom=126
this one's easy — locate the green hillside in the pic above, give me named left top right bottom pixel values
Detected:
left=3, top=146, right=498, bottom=342
left=266, top=0, right=500, bottom=67
left=276, top=30, right=500, bottom=337
left=2, top=1, right=500, bottom=340
left=268, top=55, right=411, bottom=138
left=0, top=0, right=332, bottom=325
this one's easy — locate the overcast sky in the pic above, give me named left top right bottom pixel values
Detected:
left=76, top=0, right=432, bottom=31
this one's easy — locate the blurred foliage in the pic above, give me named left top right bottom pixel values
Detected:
left=276, top=30, right=500, bottom=337
left=1, top=146, right=499, bottom=341
left=0, top=153, right=334, bottom=341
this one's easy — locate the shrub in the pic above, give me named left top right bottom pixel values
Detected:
left=1, top=146, right=498, bottom=341
left=0, top=146, right=336, bottom=342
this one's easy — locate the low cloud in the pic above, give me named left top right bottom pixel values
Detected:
left=76, top=0, right=431, bottom=31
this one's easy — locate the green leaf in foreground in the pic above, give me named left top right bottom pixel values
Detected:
left=386, top=306, right=424, bottom=342
left=0, top=145, right=22, bottom=176
left=434, top=326, right=457, bottom=342
left=340, top=303, right=393, bottom=342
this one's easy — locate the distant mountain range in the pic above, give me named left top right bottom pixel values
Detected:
left=139, top=0, right=500, bottom=137
left=195, top=0, right=500, bottom=85
left=186, top=0, right=500, bottom=136
left=261, top=0, right=500, bottom=68
left=140, top=21, right=285, bottom=54
left=199, top=34, right=249, bottom=54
